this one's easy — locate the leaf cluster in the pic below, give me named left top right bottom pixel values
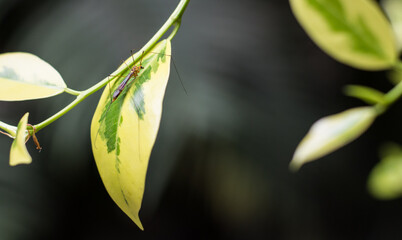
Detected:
left=290, top=0, right=402, bottom=200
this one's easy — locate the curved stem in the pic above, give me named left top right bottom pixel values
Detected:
left=64, top=88, right=82, bottom=96
left=168, top=22, right=181, bottom=41
left=373, top=61, right=402, bottom=115
left=0, top=121, right=17, bottom=137
left=32, top=0, right=190, bottom=132
left=384, top=77, right=402, bottom=105
left=138, top=0, right=190, bottom=57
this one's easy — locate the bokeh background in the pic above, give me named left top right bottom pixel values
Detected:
left=1, top=0, right=402, bottom=239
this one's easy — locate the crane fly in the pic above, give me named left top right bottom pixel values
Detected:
left=111, top=50, right=144, bottom=103
left=95, top=50, right=187, bottom=142
left=94, top=50, right=145, bottom=147
left=110, top=49, right=186, bottom=104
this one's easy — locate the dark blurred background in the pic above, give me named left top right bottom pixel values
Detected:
left=0, top=0, right=402, bottom=239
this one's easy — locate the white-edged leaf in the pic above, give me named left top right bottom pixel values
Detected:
left=290, top=107, right=377, bottom=171
left=0, top=52, right=66, bottom=101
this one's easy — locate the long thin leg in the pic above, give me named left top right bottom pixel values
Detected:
left=148, top=51, right=188, bottom=95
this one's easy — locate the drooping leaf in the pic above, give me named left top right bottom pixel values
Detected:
left=0, top=52, right=66, bottom=101
left=368, top=143, right=402, bottom=200
left=90, top=40, right=171, bottom=230
left=382, top=0, right=402, bottom=52
left=9, top=112, right=31, bottom=166
left=290, top=107, right=377, bottom=171
left=290, top=0, right=397, bottom=70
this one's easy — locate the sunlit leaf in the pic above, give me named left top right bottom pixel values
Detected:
left=90, top=40, right=172, bottom=230
left=368, top=143, right=402, bottom=200
left=9, top=112, right=31, bottom=166
left=290, top=0, right=397, bottom=70
left=0, top=52, right=66, bottom=101
left=382, top=0, right=402, bottom=52
left=290, top=107, right=377, bottom=171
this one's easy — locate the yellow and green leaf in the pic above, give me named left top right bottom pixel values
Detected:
left=290, top=0, right=397, bottom=70
left=0, top=52, right=66, bottom=101
left=290, top=107, right=377, bottom=171
left=90, top=40, right=172, bottom=230
left=9, top=112, right=32, bottom=166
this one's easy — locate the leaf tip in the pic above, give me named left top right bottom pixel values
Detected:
left=128, top=214, right=144, bottom=230
left=289, top=160, right=302, bottom=172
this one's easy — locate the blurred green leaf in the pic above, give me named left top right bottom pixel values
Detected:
left=388, top=67, right=402, bottom=85
left=382, top=0, right=402, bottom=52
left=343, top=85, right=386, bottom=105
left=0, top=52, right=66, bottom=101
left=290, top=107, right=377, bottom=171
left=290, top=0, right=397, bottom=70
left=368, top=143, right=402, bottom=200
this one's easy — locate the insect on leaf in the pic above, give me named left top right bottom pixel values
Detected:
left=90, top=39, right=172, bottom=230
left=9, top=112, right=32, bottom=166
left=290, top=0, right=397, bottom=70
left=0, top=52, right=66, bottom=101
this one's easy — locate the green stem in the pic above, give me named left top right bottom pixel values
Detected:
left=168, top=22, right=181, bottom=41
left=137, top=0, right=190, bottom=57
left=374, top=61, right=402, bottom=115
left=384, top=80, right=402, bottom=105
left=64, top=88, right=82, bottom=96
left=0, top=121, right=17, bottom=137
left=33, top=0, right=190, bottom=132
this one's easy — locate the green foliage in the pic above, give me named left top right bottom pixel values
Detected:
left=290, top=0, right=402, bottom=200
left=382, top=0, right=402, bottom=52
left=90, top=41, right=172, bottom=229
left=290, top=0, right=397, bottom=70
left=0, top=52, right=66, bottom=101
left=290, top=107, right=377, bottom=171
left=368, top=143, right=402, bottom=200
